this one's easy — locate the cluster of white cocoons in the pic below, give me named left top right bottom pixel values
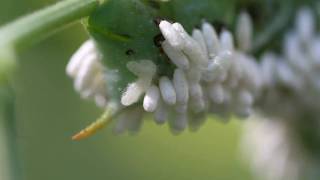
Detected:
left=119, top=12, right=263, bottom=133
left=66, top=39, right=108, bottom=107
left=242, top=118, right=315, bottom=180
left=67, top=7, right=319, bottom=135
left=259, top=7, right=320, bottom=120
left=243, top=7, right=320, bottom=180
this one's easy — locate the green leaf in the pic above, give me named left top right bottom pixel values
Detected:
left=0, top=86, right=21, bottom=180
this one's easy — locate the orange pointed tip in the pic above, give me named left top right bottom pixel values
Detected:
left=71, top=109, right=114, bottom=141
left=71, top=118, right=110, bottom=141
left=72, top=130, right=91, bottom=141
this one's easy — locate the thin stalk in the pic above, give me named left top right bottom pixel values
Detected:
left=0, top=0, right=100, bottom=179
left=0, top=86, right=20, bottom=180
left=0, top=0, right=99, bottom=83
left=0, top=0, right=99, bottom=51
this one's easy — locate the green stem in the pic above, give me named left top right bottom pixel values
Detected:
left=0, top=0, right=100, bottom=179
left=0, top=0, right=99, bottom=84
left=0, top=86, right=20, bottom=180
left=0, top=0, right=99, bottom=51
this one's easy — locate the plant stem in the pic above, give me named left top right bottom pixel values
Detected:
left=0, top=86, right=20, bottom=180
left=0, top=0, right=99, bottom=85
left=0, top=0, right=99, bottom=51
left=0, top=1, right=100, bottom=179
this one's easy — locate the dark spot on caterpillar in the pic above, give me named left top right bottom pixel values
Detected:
left=153, top=17, right=174, bottom=26
left=153, top=17, right=163, bottom=26
left=147, top=0, right=160, bottom=9
left=125, top=49, right=135, bottom=56
left=153, top=33, right=165, bottom=47
left=211, top=20, right=229, bottom=34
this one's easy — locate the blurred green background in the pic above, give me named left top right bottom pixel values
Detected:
left=0, top=0, right=253, bottom=179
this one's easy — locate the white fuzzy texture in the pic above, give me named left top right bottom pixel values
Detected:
left=243, top=9, right=320, bottom=180
left=276, top=61, right=298, bottom=89
left=67, top=13, right=320, bottom=180
left=173, top=69, right=189, bottom=104
left=203, top=51, right=232, bottom=83
left=171, top=112, right=188, bottom=132
left=172, top=23, right=208, bottom=66
left=159, top=21, right=184, bottom=50
left=74, top=53, right=100, bottom=92
left=284, top=33, right=310, bottom=73
left=237, top=54, right=261, bottom=92
left=258, top=7, right=320, bottom=120
left=310, top=38, right=320, bottom=66
left=175, top=103, right=188, bottom=114
left=113, top=107, right=143, bottom=135
left=68, top=12, right=263, bottom=134
left=202, top=22, right=220, bottom=58
left=192, top=29, right=208, bottom=58
left=209, top=83, right=224, bottom=104
left=236, top=12, right=253, bottom=52
left=162, top=40, right=190, bottom=69
left=121, top=60, right=156, bottom=106
left=71, top=1, right=320, bottom=140
left=220, top=30, right=234, bottom=51
left=189, top=83, right=205, bottom=113
left=67, top=40, right=95, bottom=78
left=66, top=39, right=108, bottom=107
left=202, top=61, right=221, bottom=82
left=150, top=17, right=262, bottom=130
left=67, top=7, right=320, bottom=138
left=159, top=76, right=177, bottom=105
left=186, top=66, right=202, bottom=83
left=143, top=85, right=160, bottom=112
left=154, top=99, right=168, bottom=124
left=126, top=109, right=144, bottom=134
left=238, top=89, right=253, bottom=107
left=81, top=71, right=105, bottom=98
left=121, top=79, right=149, bottom=106
left=296, top=7, right=315, bottom=42
left=261, top=53, right=277, bottom=86
left=242, top=118, right=311, bottom=180
left=216, top=51, right=232, bottom=70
